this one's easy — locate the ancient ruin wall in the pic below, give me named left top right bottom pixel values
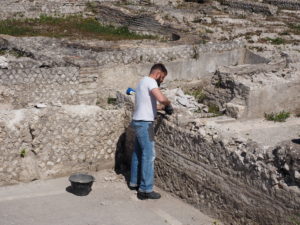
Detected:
left=0, top=0, right=119, bottom=19
left=263, top=0, right=300, bottom=10
left=0, top=106, right=125, bottom=186
left=203, top=59, right=300, bottom=119
left=153, top=117, right=300, bottom=225
left=0, top=37, right=247, bottom=110
left=0, top=38, right=249, bottom=186
left=221, top=0, right=278, bottom=15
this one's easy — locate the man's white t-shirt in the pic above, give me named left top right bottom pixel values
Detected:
left=133, top=76, right=158, bottom=121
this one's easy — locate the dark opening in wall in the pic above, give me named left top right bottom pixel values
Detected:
left=171, top=33, right=180, bottom=41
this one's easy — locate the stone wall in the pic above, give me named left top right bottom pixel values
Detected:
left=263, top=0, right=300, bottom=10
left=221, top=0, right=278, bottom=15
left=0, top=105, right=125, bottom=186
left=0, top=36, right=248, bottom=110
left=203, top=60, right=300, bottom=119
left=0, top=0, right=120, bottom=19
left=152, top=116, right=300, bottom=225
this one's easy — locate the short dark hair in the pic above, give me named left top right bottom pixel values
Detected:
left=150, top=63, right=167, bottom=75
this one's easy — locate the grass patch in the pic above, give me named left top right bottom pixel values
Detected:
left=264, top=111, right=290, bottom=122
left=266, top=37, right=286, bottom=45
left=0, top=15, right=155, bottom=40
left=185, top=89, right=206, bottom=103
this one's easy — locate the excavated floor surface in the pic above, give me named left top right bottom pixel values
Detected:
left=0, top=169, right=220, bottom=225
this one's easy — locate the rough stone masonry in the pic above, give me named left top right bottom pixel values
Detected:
left=0, top=106, right=125, bottom=185
left=0, top=0, right=300, bottom=225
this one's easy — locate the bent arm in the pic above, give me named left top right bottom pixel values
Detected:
left=151, top=88, right=171, bottom=106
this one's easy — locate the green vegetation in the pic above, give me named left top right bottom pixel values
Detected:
left=0, top=49, right=27, bottom=58
left=279, top=31, right=290, bottom=36
left=185, top=89, right=206, bottom=103
left=212, top=220, right=221, bottom=225
left=20, top=149, right=27, bottom=158
left=192, top=19, right=202, bottom=23
left=264, top=111, right=290, bottom=122
left=107, top=97, right=117, bottom=105
left=249, top=46, right=264, bottom=52
left=0, top=15, right=155, bottom=40
left=289, top=215, right=300, bottom=225
left=208, top=103, right=223, bottom=116
left=266, top=37, right=286, bottom=45
left=288, top=23, right=300, bottom=35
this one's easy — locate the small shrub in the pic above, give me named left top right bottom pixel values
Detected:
left=279, top=31, right=289, bottom=36
left=290, top=24, right=300, bottom=30
left=212, top=221, right=221, bottom=225
left=107, top=97, right=117, bottom=105
left=249, top=46, right=264, bottom=52
left=20, top=149, right=27, bottom=158
left=289, top=23, right=300, bottom=35
left=192, top=19, right=202, bottom=23
left=266, top=37, right=286, bottom=45
left=208, top=103, right=223, bottom=117
left=264, top=111, right=290, bottom=122
left=208, top=104, right=219, bottom=114
left=289, top=215, right=300, bottom=225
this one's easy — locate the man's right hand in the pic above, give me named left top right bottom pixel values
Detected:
left=164, top=104, right=174, bottom=115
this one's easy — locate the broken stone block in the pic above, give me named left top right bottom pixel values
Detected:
left=225, top=102, right=246, bottom=119
left=0, top=56, right=8, bottom=69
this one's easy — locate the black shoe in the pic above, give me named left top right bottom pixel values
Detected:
left=137, top=191, right=161, bottom=200
left=128, top=185, right=138, bottom=191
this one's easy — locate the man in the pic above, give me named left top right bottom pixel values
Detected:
left=129, top=63, right=173, bottom=200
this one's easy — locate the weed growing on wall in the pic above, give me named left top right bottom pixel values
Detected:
left=288, top=23, right=300, bottom=35
left=289, top=214, right=300, bottom=225
left=0, top=49, right=27, bottom=58
left=20, top=149, right=27, bottom=158
left=107, top=97, right=117, bottom=105
left=208, top=103, right=223, bottom=117
left=0, top=15, right=155, bottom=41
left=264, top=111, right=290, bottom=122
left=266, top=37, right=286, bottom=45
left=185, top=89, right=206, bottom=103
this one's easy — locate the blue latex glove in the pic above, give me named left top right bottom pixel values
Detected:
left=126, top=88, right=136, bottom=95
